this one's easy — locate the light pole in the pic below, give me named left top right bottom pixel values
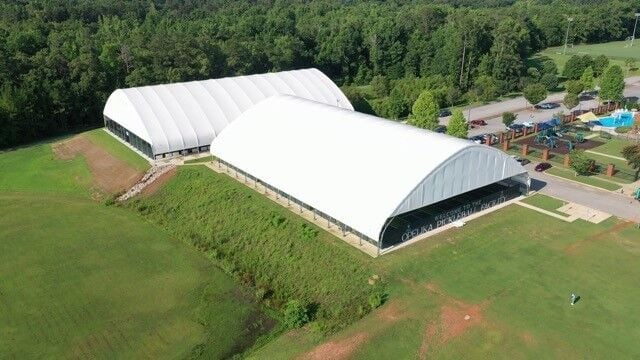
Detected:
left=632, top=13, right=640, bottom=47
left=563, top=17, right=574, bottom=54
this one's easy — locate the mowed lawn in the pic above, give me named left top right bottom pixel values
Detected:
left=592, top=138, right=634, bottom=158
left=534, top=42, right=640, bottom=77
left=252, top=205, right=640, bottom=359
left=545, top=40, right=640, bottom=61
left=0, top=139, right=272, bottom=358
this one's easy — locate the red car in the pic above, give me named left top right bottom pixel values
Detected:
left=469, top=119, right=487, bottom=126
left=535, top=162, right=552, bottom=172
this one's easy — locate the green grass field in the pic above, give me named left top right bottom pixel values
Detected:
left=183, top=156, right=213, bottom=164
left=545, top=167, right=622, bottom=191
left=85, top=129, right=151, bottom=172
left=251, top=205, right=640, bottom=359
left=127, top=166, right=382, bottom=331
left=545, top=40, right=640, bottom=61
left=0, top=142, right=91, bottom=195
left=0, top=136, right=272, bottom=358
left=4, top=130, right=640, bottom=358
left=520, top=193, right=568, bottom=215
left=592, top=138, right=635, bottom=157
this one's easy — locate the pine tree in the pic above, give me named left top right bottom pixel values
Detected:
left=446, top=109, right=468, bottom=138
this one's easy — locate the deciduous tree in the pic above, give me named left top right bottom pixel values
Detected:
left=621, top=144, right=640, bottom=181
left=592, top=55, right=609, bottom=77
left=563, top=92, right=579, bottom=109
left=565, top=80, right=584, bottom=95
left=523, top=83, right=547, bottom=108
left=540, top=73, right=558, bottom=91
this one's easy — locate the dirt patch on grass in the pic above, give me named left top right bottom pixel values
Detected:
left=299, top=301, right=405, bottom=360
left=300, top=332, right=369, bottom=360
left=418, top=322, right=437, bottom=359
left=139, top=167, right=176, bottom=197
left=418, top=282, right=487, bottom=359
left=440, top=302, right=484, bottom=342
left=521, top=331, right=536, bottom=346
left=53, top=135, right=143, bottom=195
left=564, top=221, right=634, bottom=255
left=376, top=301, right=405, bottom=322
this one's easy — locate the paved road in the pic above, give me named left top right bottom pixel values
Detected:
left=441, top=76, right=640, bottom=137
left=524, top=164, right=640, bottom=222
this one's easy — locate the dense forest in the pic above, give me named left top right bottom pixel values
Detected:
left=1, top=0, right=638, bottom=148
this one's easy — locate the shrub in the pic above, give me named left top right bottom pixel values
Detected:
left=103, top=195, right=117, bottom=207
left=283, top=300, right=309, bottom=328
left=616, top=126, right=631, bottom=134
left=270, top=214, right=287, bottom=228
left=570, top=150, right=595, bottom=175
left=301, top=223, right=319, bottom=240
left=368, top=293, right=383, bottom=309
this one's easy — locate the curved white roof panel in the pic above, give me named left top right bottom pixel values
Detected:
left=210, top=95, right=529, bottom=242
left=103, top=68, right=352, bottom=156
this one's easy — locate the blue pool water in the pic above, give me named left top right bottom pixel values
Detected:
left=596, top=111, right=635, bottom=127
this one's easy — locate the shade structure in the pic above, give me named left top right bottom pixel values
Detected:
left=210, top=95, right=530, bottom=245
left=577, top=111, right=598, bottom=122
left=103, top=68, right=352, bottom=158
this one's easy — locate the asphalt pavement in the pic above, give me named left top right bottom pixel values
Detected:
left=524, top=163, right=640, bottom=223
left=440, top=76, right=640, bottom=137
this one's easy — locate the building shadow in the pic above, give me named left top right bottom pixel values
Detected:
left=530, top=178, right=547, bottom=191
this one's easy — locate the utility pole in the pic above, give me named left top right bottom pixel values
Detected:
left=563, top=17, right=574, bottom=54
left=632, top=13, right=640, bottom=47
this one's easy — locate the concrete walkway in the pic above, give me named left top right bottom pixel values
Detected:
left=585, top=150, right=627, bottom=161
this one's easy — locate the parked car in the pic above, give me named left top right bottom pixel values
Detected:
left=469, top=135, right=485, bottom=144
left=507, top=123, right=525, bottom=133
left=435, top=125, right=447, bottom=133
left=535, top=102, right=560, bottom=110
left=438, top=109, right=452, bottom=117
left=511, top=156, right=531, bottom=166
left=534, top=162, right=552, bottom=172
left=469, top=119, right=487, bottom=126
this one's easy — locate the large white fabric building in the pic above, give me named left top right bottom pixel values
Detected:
left=210, top=95, right=530, bottom=249
left=102, top=68, right=352, bottom=159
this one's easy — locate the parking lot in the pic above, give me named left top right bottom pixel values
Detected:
left=439, top=76, right=640, bottom=139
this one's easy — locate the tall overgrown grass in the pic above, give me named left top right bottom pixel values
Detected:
left=127, top=166, right=385, bottom=331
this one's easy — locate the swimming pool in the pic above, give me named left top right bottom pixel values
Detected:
left=596, top=111, right=635, bottom=127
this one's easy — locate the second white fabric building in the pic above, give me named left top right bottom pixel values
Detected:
left=210, top=95, right=529, bottom=249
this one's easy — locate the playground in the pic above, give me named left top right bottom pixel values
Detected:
left=515, top=128, right=604, bottom=155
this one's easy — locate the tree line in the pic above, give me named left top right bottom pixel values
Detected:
left=1, top=0, right=638, bottom=148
